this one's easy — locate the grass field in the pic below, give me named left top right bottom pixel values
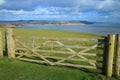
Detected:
left=0, top=28, right=120, bottom=80
left=0, top=58, right=119, bottom=80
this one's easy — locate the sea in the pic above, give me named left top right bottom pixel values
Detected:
left=16, top=23, right=120, bottom=35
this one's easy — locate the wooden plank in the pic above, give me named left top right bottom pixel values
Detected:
left=0, top=31, right=3, bottom=58
left=114, top=34, right=120, bottom=77
left=38, top=44, right=90, bottom=49
left=6, top=28, right=15, bottom=59
left=17, top=57, right=97, bottom=69
left=15, top=53, right=96, bottom=63
left=16, top=48, right=97, bottom=56
left=15, top=36, right=90, bottom=41
left=32, top=38, right=35, bottom=49
left=33, top=41, right=52, bottom=49
left=106, top=34, right=115, bottom=77
left=16, top=52, right=24, bottom=58
left=54, top=41, right=76, bottom=53
left=45, top=56, right=96, bottom=63
left=58, top=62, right=97, bottom=69
left=17, top=57, right=47, bottom=64
left=15, top=36, right=103, bottom=42
left=17, top=48, right=76, bottom=54
left=16, top=42, right=90, bottom=49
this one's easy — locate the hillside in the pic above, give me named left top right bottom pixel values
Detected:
left=0, top=23, right=15, bottom=28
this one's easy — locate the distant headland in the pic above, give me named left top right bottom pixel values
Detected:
left=0, top=20, right=94, bottom=28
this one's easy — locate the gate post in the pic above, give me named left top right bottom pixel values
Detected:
left=0, top=31, right=3, bottom=58
left=6, top=28, right=15, bottom=59
left=106, top=34, right=115, bottom=77
left=114, top=34, right=120, bottom=77
left=102, top=36, right=108, bottom=75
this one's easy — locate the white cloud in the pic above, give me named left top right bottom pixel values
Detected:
left=98, top=0, right=114, bottom=9
left=0, top=0, right=5, bottom=5
left=0, top=9, right=59, bottom=15
left=0, top=7, right=75, bottom=15
left=0, top=9, right=29, bottom=15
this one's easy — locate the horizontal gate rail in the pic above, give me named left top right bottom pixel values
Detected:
left=15, top=36, right=106, bottom=43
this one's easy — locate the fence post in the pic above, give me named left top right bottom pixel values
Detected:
left=114, top=34, right=120, bottom=77
left=106, top=34, right=115, bottom=77
left=0, top=31, right=3, bottom=58
left=6, top=28, right=15, bottom=59
left=102, top=36, right=108, bottom=75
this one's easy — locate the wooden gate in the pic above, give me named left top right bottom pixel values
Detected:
left=14, top=36, right=104, bottom=69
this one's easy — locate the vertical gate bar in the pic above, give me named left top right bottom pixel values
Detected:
left=32, top=38, right=35, bottom=49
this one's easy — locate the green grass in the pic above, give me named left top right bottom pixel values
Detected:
left=13, top=28, right=100, bottom=38
left=0, top=28, right=119, bottom=80
left=0, top=58, right=119, bottom=80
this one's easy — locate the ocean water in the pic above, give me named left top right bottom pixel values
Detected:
left=16, top=24, right=120, bottom=35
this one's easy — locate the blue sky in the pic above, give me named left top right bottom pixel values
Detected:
left=0, top=0, right=120, bottom=23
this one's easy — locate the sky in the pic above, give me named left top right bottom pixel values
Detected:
left=0, top=0, right=120, bottom=23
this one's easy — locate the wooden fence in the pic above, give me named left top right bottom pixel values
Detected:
left=0, top=28, right=120, bottom=77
